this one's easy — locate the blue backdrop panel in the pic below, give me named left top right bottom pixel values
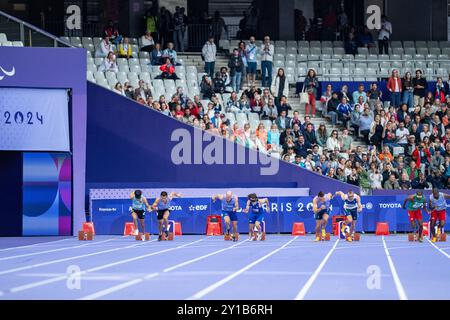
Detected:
left=91, top=195, right=450, bottom=235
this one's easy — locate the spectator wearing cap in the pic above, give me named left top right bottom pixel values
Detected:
left=413, top=69, right=428, bottom=107
left=202, top=36, right=217, bottom=78
left=387, top=69, right=402, bottom=108
left=260, top=36, right=274, bottom=87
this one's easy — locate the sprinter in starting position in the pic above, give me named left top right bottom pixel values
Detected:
left=243, top=193, right=269, bottom=241
left=152, top=191, right=182, bottom=241
left=335, top=190, right=362, bottom=241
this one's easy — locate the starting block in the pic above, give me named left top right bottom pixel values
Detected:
left=224, top=233, right=239, bottom=241
left=135, top=232, right=150, bottom=241
left=375, top=222, right=389, bottom=235
left=162, top=232, right=174, bottom=241
left=292, top=222, right=305, bottom=236
left=408, top=233, right=420, bottom=242
left=123, top=222, right=137, bottom=236
left=78, top=231, right=94, bottom=241
left=315, top=232, right=331, bottom=241
left=206, top=222, right=222, bottom=236
left=251, top=232, right=266, bottom=241
left=82, top=222, right=95, bottom=235
left=252, top=221, right=266, bottom=241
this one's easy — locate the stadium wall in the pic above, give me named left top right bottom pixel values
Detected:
left=85, top=82, right=358, bottom=202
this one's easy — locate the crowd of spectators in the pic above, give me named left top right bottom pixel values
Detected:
left=98, top=26, right=449, bottom=191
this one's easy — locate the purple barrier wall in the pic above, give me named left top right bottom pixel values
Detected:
left=0, top=47, right=87, bottom=233
left=86, top=82, right=358, bottom=195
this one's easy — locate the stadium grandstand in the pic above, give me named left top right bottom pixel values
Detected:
left=0, top=0, right=450, bottom=303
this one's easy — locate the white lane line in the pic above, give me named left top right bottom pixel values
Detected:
left=0, top=239, right=72, bottom=252
left=0, top=238, right=117, bottom=261
left=79, top=239, right=247, bottom=300
left=187, top=236, right=299, bottom=300
left=382, top=236, right=408, bottom=300
left=10, top=238, right=205, bottom=294
left=163, top=239, right=249, bottom=273
left=425, top=237, right=450, bottom=259
left=0, top=239, right=156, bottom=277
left=294, top=239, right=339, bottom=300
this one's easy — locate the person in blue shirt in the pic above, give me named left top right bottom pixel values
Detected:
left=152, top=191, right=182, bottom=241
left=162, top=42, right=179, bottom=65
left=336, top=97, right=352, bottom=128
left=335, top=190, right=362, bottom=242
left=129, top=190, right=151, bottom=238
left=212, top=191, right=240, bottom=241
left=243, top=193, right=269, bottom=241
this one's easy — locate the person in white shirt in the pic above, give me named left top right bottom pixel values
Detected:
left=378, top=15, right=392, bottom=54
left=326, top=130, right=341, bottom=152
left=260, top=35, right=274, bottom=87
left=140, top=31, right=155, bottom=53
left=396, top=121, right=410, bottom=145
left=98, top=52, right=118, bottom=72
left=95, top=36, right=111, bottom=58
left=202, top=36, right=217, bottom=78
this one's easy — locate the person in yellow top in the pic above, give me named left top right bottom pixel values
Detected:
left=118, top=37, right=134, bottom=59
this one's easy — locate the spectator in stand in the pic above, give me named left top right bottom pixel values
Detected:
left=238, top=41, right=248, bottom=88
left=402, top=71, right=414, bottom=110
left=271, top=68, right=289, bottom=108
left=113, top=82, right=124, bottom=96
left=268, top=124, right=281, bottom=153
left=303, top=69, right=319, bottom=117
left=320, top=84, right=333, bottom=116
left=344, top=31, right=358, bottom=55
left=104, top=20, right=122, bottom=45
left=228, top=48, right=244, bottom=93
left=413, top=69, right=428, bottom=107
left=378, top=15, right=392, bottom=55
left=155, top=58, right=179, bottom=80
left=369, top=114, right=384, bottom=151
left=202, top=36, right=217, bottom=78
left=210, top=11, right=228, bottom=49
left=303, top=123, right=317, bottom=145
left=367, top=83, right=382, bottom=110
left=245, top=36, right=258, bottom=88
left=162, top=42, right=179, bottom=65
left=353, top=84, right=367, bottom=105
left=98, top=52, right=118, bottom=72
left=220, top=67, right=232, bottom=91
left=238, top=11, right=248, bottom=39
left=261, top=98, right=278, bottom=121
left=326, top=91, right=339, bottom=125
left=387, top=69, right=402, bottom=108
left=141, top=31, right=155, bottom=53
left=358, top=25, right=375, bottom=48
left=435, top=77, right=446, bottom=103
left=151, top=43, right=163, bottom=65
left=277, top=95, right=292, bottom=116
left=213, top=72, right=225, bottom=94
left=316, top=123, right=328, bottom=148
left=339, top=84, right=352, bottom=103
left=95, top=36, right=111, bottom=58
left=396, top=121, right=410, bottom=146
left=145, top=7, right=159, bottom=42
left=336, top=97, right=352, bottom=128
left=289, top=111, right=301, bottom=129
left=172, top=6, right=186, bottom=52
left=158, top=7, right=172, bottom=48
left=134, top=80, right=152, bottom=101
left=411, top=171, right=430, bottom=189
left=276, top=110, right=290, bottom=131
left=327, top=130, right=340, bottom=152
left=250, top=92, right=264, bottom=114
left=245, top=6, right=259, bottom=37
left=260, top=35, right=274, bottom=87
left=118, top=37, right=133, bottom=59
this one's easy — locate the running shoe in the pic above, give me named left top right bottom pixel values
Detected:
left=432, top=237, right=437, bottom=243
left=321, top=229, right=326, bottom=238
left=158, top=234, right=162, bottom=241
left=257, top=233, right=262, bottom=241
left=315, top=236, right=321, bottom=242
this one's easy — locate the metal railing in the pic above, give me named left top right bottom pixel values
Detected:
left=0, top=10, right=73, bottom=48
